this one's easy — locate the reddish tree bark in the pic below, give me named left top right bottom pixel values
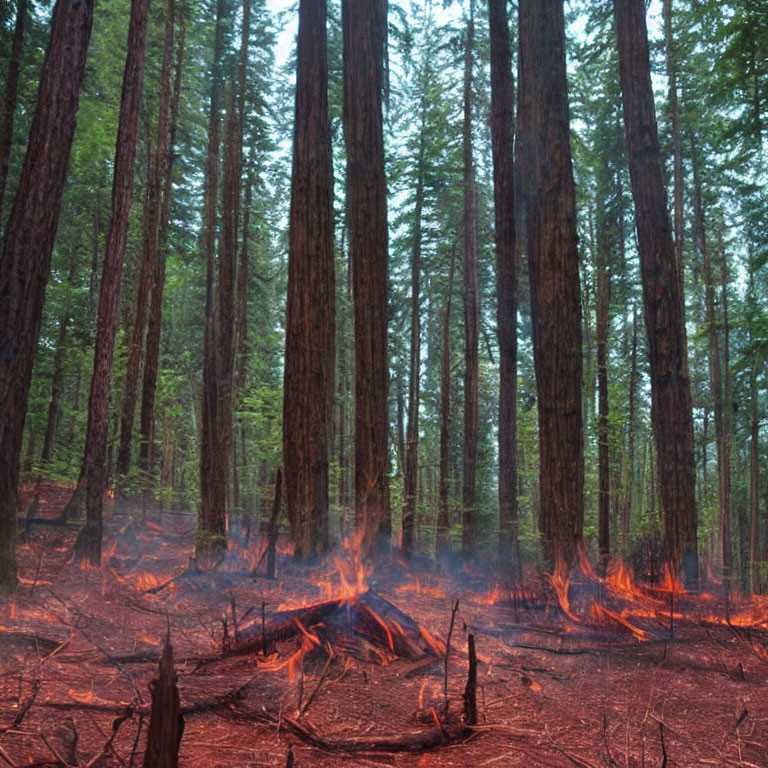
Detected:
left=461, top=2, right=479, bottom=561
left=615, top=0, right=698, bottom=586
left=0, top=0, right=95, bottom=593
left=517, top=0, right=584, bottom=569
left=595, top=197, right=611, bottom=565
left=140, top=3, right=182, bottom=477
left=116, top=0, right=174, bottom=481
left=0, top=0, right=27, bottom=221
left=198, top=0, right=227, bottom=551
left=489, top=0, right=519, bottom=571
left=342, top=0, right=391, bottom=556
left=402, top=110, right=425, bottom=560
left=284, top=0, right=335, bottom=560
left=437, top=245, right=457, bottom=558
left=73, top=0, right=149, bottom=566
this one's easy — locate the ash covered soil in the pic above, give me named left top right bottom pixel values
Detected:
left=2, top=487, right=767, bottom=768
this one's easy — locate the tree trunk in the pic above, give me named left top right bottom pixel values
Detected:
left=690, top=136, right=730, bottom=577
left=662, top=0, right=685, bottom=311
left=117, top=0, right=174, bottom=481
left=614, top=0, right=698, bottom=586
left=73, top=0, right=149, bottom=566
left=342, top=0, right=391, bottom=557
left=621, top=310, right=638, bottom=548
left=283, top=0, right=334, bottom=561
left=0, top=0, right=27, bottom=222
left=461, top=1, right=479, bottom=562
left=0, top=0, right=95, bottom=594
left=720, top=246, right=733, bottom=580
left=596, top=197, right=611, bottom=566
left=140, top=7, right=184, bottom=479
left=402, top=113, right=425, bottom=560
left=198, top=0, right=227, bottom=551
left=489, top=0, right=518, bottom=572
left=437, top=244, right=457, bottom=558
left=41, top=255, right=77, bottom=463
left=749, top=321, right=760, bottom=594
left=517, top=0, right=584, bottom=569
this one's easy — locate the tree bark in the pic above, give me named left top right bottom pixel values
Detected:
left=140, top=6, right=184, bottom=479
left=402, top=109, right=425, bottom=560
left=199, top=0, right=227, bottom=551
left=41, top=255, right=77, bottom=463
left=690, top=136, right=730, bottom=577
left=596, top=196, right=611, bottom=566
left=517, top=0, right=584, bottom=569
left=489, top=0, right=518, bottom=571
left=461, top=1, right=479, bottom=561
left=0, top=0, right=27, bottom=223
left=283, top=0, right=334, bottom=561
left=662, top=0, right=685, bottom=310
left=437, top=244, right=457, bottom=558
left=73, top=0, right=149, bottom=566
left=614, top=0, right=698, bottom=586
left=343, top=0, right=391, bottom=557
left=117, top=0, right=174, bottom=480
left=749, top=307, right=760, bottom=594
left=0, top=0, right=95, bottom=594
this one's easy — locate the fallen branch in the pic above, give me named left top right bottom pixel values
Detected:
left=277, top=715, right=471, bottom=754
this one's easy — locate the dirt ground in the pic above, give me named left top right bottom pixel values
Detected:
left=1, top=487, right=767, bottom=768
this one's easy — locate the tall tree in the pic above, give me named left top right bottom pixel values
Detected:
left=461, top=0, right=479, bottom=561
left=116, top=0, right=175, bottom=480
left=401, top=32, right=429, bottom=560
left=488, top=0, right=518, bottom=571
left=342, top=0, right=391, bottom=556
left=284, top=0, right=335, bottom=561
left=140, top=8, right=184, bottom=479
left=198, top=0, right=228, bottom=550
left=0, top=0, right=27, bottom=223
left=73, top=0, right=150, bottom=565
left=614, top=0, right=698, bottom=586
left=517, top=0, right=584, bottom=569
left=0, top=0, right=95, bottom=593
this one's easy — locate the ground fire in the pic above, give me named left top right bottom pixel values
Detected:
left=0, top=487, right=766, bottom=767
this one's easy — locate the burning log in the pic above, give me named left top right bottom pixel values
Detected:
left=144, top=638, right=184, bottom=768
left=233, top=589, right=441, bottom=661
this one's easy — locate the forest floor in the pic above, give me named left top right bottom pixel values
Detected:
left=1, top=483, right=768, bottom=768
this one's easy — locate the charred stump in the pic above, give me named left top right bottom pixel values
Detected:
left=144, top=638, right=184, bottom=768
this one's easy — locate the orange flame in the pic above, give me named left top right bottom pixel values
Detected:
left=547, top=557, right=580, bottom=623
left=589, top=601, right=649, bottom=642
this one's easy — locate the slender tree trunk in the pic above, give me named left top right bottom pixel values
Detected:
left=402, top=116, right=425, bottom=560
left=283, top=0, right=334, bottom=560
left=117, top=0, right=174, bottom=481
left=662, top=0, right=685, bottom=309
left=621, top=310, right=638, bottom=548
left=0, top=0, right=95, bottom=593
left=198, top=0, right=227, bottom=551
left=461, top=1, right=479, bottom=561
left=517, top=0, right=584, bottom=569
left=0, top=0, right=27, bottom=223
left=342, top=0, right=391, bottom=556
left=140, top=7, right=184, bottom=480
left=489, top=0, right=518, bottom=572
left=437, top=244, right=457, bottom=558
left=596, top=197, right=611, bottom=565
left=614, top=0, right=698, bottom=586
left=749, top=327, right=760, bottom=593
left=720, top=246, right=733, bottom=579
left=691, top=139, right=730, bottom=577
left=41, top=255, right=77, bottom=463
left=73, top=0, right=149, bottom=566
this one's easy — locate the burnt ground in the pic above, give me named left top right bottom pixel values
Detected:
left=1, top=485, right=767, bottom=768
